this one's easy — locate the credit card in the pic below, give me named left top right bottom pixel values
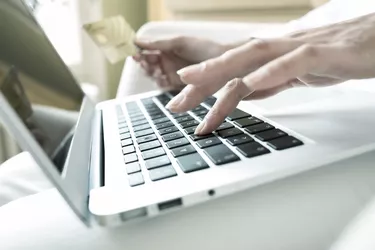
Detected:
left=83, top=15, right=138, bottom=64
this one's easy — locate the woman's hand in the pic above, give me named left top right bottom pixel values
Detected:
left=133, top=36, right=244, bottom=91
left=164, top=13, right=375, bottom=134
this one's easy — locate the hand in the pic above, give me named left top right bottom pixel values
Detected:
left=133, top=36, right=245, bottom=91
left=165, top=13, right=375, bottom=134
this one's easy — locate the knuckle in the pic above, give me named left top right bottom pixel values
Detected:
left=224, top=79, right=248, bottom=99
left=251, top=38, right=270, bottom=51
left=300, top=44, right=319, bottom=58
left=220, top=49, right=236, bottom=62
left=171, top=36, right=188, bottom=52
left=275, top=61, right=292, bottom=73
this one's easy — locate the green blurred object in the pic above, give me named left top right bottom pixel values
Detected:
left=102, top=0, right=148, bottom=98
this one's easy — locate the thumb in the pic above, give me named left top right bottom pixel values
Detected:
left=134, top=37, right=184, bottom=52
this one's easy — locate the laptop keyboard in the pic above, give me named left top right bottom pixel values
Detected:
left=115, top=92, right=304, bottom=187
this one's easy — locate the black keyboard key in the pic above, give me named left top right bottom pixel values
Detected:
left=142, top=147, right=166, bottom=160
left=175, top=115, right=194, bottom=124
left=189, top=133, right=215, bottom=141
left=254, top=129, right=287, bottom=141
left=135, top=128, right=154, bottom=138
left=128, top=172, right=144, bottom=187
left=218, top=128, right=243, bottom=138
left=155, top=121, right=174, bottom=130
left=162, top=131, right=184, bottom=142
left=157, top=93, right=170, bottom=102
left=122, top=145, right=135, bottom=155
left=145, top=155, right=171, bottom=170
left=191, top=105, right=206, bottom=112
left=168, top=90, right=181, bottom=96
left=204, top=144, right=240, bottom=165
left=215, top=122, right=234, bottom=131
left=244, top=123, right=274, bottom=134
left=149, top=165, right=177, bottom=181
left=180, top=120, right=199, bottom=129
left=121, top=138, right=133, bottom=147
left=131, top=116, right=145, bottom=122
left=139, top=140, right=161, bottom=151
left=171, top=145, right=196, bottom=157
left=227, top=109, right=251, bottom=121
left=172, top=112, right=189, bottom=118
left=166, top=138, right=190, bottom=149
left=137, top=134, right=158, bottom=144
left=184, top=126, right=198, bottom=135
left=126, top=162, right=141, bottom=174
left=120, top=133, right=131, bottom=140
left=153, top=117, right=170, bottom=125
left=226, top=134, right=254, bottom=146
left=124, top=153, right=138, bottom=163
left=197, top=115, right=206, bottom=120
left=132, top=119, right=149, bottom=126
left=193, top=109, right=208, bottom=116
left=129, top=113, right=144, bottom=119
left=177, top=153, right=209, bottom=173
left=158, top=126, right=179, bottom=135
left=150, top=114, right=165, bottom=120
left=204, top=96, right=217, bottom=107
left=196, top=137, right=222, bottom=148
left=233, top=117, right=263, bottom=128
left=141, top=98, right=154, bottom=105
left=267, top=136, right=303, bottom=150
left=133, top=124, right=151, bottom=132
left=237, top=142, right=270, bottom=158
left=119, top=127, right=129, bottom=134
left=146, top=108, right=161, bottom=114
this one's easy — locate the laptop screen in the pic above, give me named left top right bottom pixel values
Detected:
left=0, top=0, right=85, bottom=172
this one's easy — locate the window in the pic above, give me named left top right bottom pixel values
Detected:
left=26, top=0, right=83, bottom=76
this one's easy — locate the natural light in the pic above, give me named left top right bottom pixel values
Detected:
left=33, top=0, right=82, bottom=67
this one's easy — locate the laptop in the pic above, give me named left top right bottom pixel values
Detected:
left=1, top=0, right=375, bottom=227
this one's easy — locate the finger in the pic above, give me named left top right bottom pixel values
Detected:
left=132, top=53, right=141, bottom=62
left=166, top=84, right=208, bottom=112
left=135, top=36, right=186, bottom=52
left=159, top=52, right=187, bottom=88
left=142, top=53, right=160, bottom=65
left=297, top=74, right=344, bottom=86
left=156, top=75, right=170, bottom=88
left=140, top=61, right=154, bottom=76
left=242, top=44, right=325, bottom=92
left=243, top=82, right=295, bottom=100
left=171, top=39, right=302, bottom=112
left=195, top=78, right=250, bottom=135
left=177, top=38, right=302, bottom=88
left=152, top=67, right=163, bottom=79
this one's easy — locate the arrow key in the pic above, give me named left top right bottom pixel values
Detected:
left=196, top=137, right=222, bottom=149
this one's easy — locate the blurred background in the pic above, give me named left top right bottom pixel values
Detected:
left=0, top=0, right=328, bottom=163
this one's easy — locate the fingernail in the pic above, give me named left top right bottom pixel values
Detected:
left=166, top=94, right=184, bottom=110
left=176, top=68, right=186, bottom=76
left=132, top=54, right=141, bottom=61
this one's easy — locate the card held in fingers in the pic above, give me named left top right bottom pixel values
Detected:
left=83, top=15, right=138, bottom=64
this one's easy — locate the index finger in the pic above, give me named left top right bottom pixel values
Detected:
left=168, top=38, right=302, bottom=113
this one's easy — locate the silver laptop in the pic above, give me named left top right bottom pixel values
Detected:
left=1, top=0, right=375, bottom=227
